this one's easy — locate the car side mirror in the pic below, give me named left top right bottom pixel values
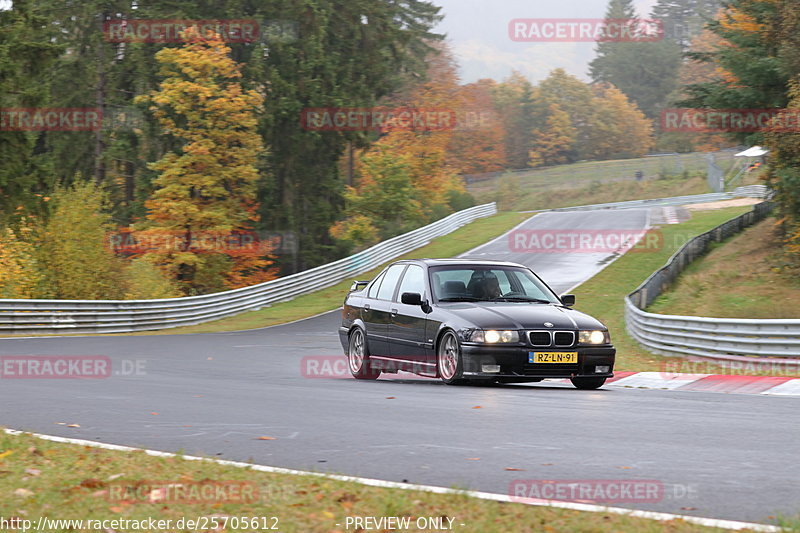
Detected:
left=560, top=294, right=575, bottom=306
left=401, top=292, right=423, bottom=306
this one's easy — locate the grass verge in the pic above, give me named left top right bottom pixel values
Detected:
left=0, top=429, right=773, bottom=533
left=647, top=217, right=800, bottom=319
left=568, top=205, right=789, bottom=373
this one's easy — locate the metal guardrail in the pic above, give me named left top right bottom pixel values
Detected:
left=520, top=185, right=772, bottom=214
left=625, top=201, right=800, bottom=364
left=0, top=203, right=497, bottom=335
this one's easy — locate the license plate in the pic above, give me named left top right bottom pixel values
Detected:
left=529, top=352, right=578, bottom=364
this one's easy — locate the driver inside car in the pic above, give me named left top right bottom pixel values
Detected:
left=468, top=271, right=502, bottom=300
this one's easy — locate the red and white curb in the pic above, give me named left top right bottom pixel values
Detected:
left=1, top=428, right=781, bottom=532
left=576, top=372, right=800, bottom=396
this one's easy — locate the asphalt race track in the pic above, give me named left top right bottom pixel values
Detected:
left=2, top=209, right=798, bottom=525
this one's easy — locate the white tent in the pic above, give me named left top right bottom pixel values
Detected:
left=735, top=146, right=769, bottom=157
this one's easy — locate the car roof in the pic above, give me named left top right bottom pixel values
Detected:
left=394, top=258, right=527, bottom=268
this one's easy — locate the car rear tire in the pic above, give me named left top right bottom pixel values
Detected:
left=348, top=327, right=380, bottom=380
left=570, top=376, right=606, bottom=390
left=437, top=331, right=466, bottom=385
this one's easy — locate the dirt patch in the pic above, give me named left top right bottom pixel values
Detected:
left=685, top=197, right=763, bottom=211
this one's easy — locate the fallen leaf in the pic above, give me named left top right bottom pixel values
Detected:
left=472, top=406, right=482, bottom=409
left=27, top=447, right=43, bottom=456
left=67, top=424, right=80, bottom=428
left=109, top=506, right=124, bottom=513
left=207, top=357, right=213, bottom=360
left=681, top=506, right=697, bottom=511
left=617, top=466, right=633, bottom=469
left=256, top=436, right=276, bottom=441
left=150, top=412, right=159, bottom=416
left=14, top=488, right=33, bottom=497
left=107, top=473, right=124, bottom=481
left=24, top=468, right=41, bottom=476
left=504, top=467, right=524, bottom=471
left=80, top=478, right=104, bottom=489
left=466, top=457, right=481, bottom=461
left=55, top=422, right=66, bottom=425
left=0, top=450, right=14, bottom=460
left=385, top=396, right=396, bottom=399
left=91, top=490, right=108, bottom=498
left=541, top=463, right=554, bottom=466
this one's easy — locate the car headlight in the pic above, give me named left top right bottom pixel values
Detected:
left=470, top=329, right=519, bottom=343
left=578, top=330, right=610, bottom=345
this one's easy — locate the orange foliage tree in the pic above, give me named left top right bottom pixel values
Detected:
left=135, top=31, right=275, bottom=294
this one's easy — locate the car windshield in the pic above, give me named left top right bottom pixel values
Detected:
left=430, top=266, right=559, bottom=303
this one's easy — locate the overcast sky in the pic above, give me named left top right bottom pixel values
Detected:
left=431, top=0, right=657, bottom=84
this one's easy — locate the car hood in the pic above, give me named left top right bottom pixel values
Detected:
left=438, top=302, right=606, bottom=330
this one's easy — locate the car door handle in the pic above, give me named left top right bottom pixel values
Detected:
left=391, top=308, right=398, bottom=316
left=363, top=304, right=370, bottom=311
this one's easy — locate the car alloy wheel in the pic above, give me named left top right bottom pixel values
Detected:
left=348, top=327, right=380, bottom=380
left=437, top=331, right=465, bottom=385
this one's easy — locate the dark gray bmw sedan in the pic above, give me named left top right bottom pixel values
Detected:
left=338, top=258, right=615, bottom=389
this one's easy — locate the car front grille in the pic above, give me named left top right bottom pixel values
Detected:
left=528, top=330, right=575, bottom=348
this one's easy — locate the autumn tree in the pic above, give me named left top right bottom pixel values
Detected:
left=492, top=71, right=536, bottom=168
left=0, top=224, right=42, bottom=298
left=35, top=181, right=123, bottom=299
left=330, top=44, right=467, bottom=248
left=330, top=150, right=425, bottom=248
left=136, top=31, right=274, bottom=294
left=585, top=84, right=654, bottom=159
left=529, top=104, right=577, bottom=166
left=447, top=81, right=506, bottom=175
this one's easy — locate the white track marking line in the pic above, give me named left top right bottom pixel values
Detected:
left=459, top=212, right=542, bottom=257
left=2, top=428, right=780, bottom=532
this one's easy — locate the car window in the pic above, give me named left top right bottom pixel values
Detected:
left=507, top=270, right=553, bottom=300
left=376, top=264, right=406, bottom=301
left=430, top=266, right=558, bottom=302
left=367, top=271, right=386, bottom=299
left=396, top=264, right=426, bottom=301
left=495, top=270, right=512, bottom=294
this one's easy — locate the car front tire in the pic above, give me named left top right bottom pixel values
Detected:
left=570, top=376, right=607, bottom=390
left=437, top=330, right=466, bottom=385
left=348, top=327, right=380, bottom=380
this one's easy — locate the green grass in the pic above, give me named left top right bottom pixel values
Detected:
left=468, top=152, right=738, bottom=195
left=0, top=429, right=770, bottom=533
left=647, top=217, right=800, bottom=319
left=472, top=152, right=766, bottom=212
left=571, top=206, right=761, bottom=372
